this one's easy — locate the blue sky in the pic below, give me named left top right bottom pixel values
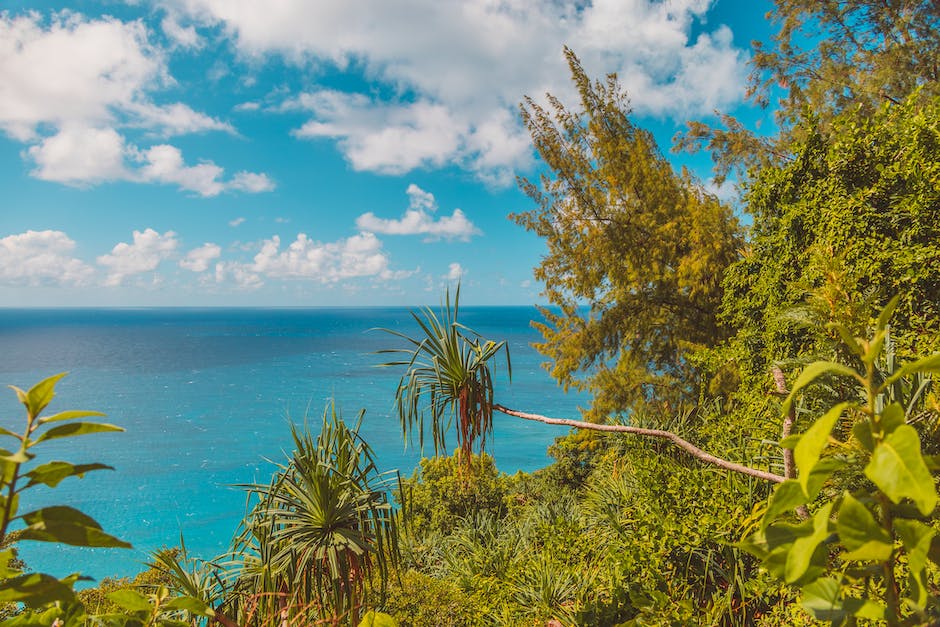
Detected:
left=0, top=0, right=773, bottom=306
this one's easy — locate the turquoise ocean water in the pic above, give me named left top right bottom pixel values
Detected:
left=0, top=307, right=583, bottom=582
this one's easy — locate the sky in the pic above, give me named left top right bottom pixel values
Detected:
left=0, top=0, right=775, bottom=307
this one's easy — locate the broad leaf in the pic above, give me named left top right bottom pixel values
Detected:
left=18, top=505, right=131, bottom=548
left=883, top=354, right=940, bottom=388
left=33, top=421, right=123, bottom=444
left=786, top=502, right=833, bottom=583
left=23, top=373, right=67, bottom=419
left=837, top=493, right=892, bottom=562
left=165, top=595, right=215, bottom=617
left=762, top=480, right=808, bottom=529
left=801, top=577, right=845, bottom=623
left=0, top=572, right=75, bottom=608
left=782, top=363, right=860, bottom=416
left=879, top=402, right=905, bottom=436
left=25, top=461, right=113, bottom=488
left=107, top=589, right=153, bottom=613
left=38, top=409, right=106, bottom=425
left=864, top=425, right=937, bottom=515
left=896, top=519, right=935, bottom=610
left=358, top=611, right=400, bottom=627
left=794, top=403, right=848, bottom=497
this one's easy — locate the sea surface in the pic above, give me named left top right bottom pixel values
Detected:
left=0, top=307, right=583, bottom=582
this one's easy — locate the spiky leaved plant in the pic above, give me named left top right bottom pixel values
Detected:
left=378, top=286, right=511, bottom=469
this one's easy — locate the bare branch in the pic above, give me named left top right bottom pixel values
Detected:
left=493, top=404, right=786, bottom=484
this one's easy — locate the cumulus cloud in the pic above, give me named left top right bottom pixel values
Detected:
left=355, top=184, right=480, bottom=241
left=171, top=0, right=748, bottom=182
left=250, top=232, right=389, bottom=282
left=180, top=242, right=221, bottom=272
left=97, top=228, right=179, bottom=286
left=444, top=262, right=464, bottom=281
left=0, top=11, right=269, bottom=194
left=0, top=230, right=94, bottom=285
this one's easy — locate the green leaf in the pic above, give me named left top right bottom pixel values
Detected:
left=895, top=519, right=935, bottom=610
left=107, top=589, right=153, bottom=613
left=883, top=354, right=940, bottom=388
left=0, top=450, right=35, bottom=464
left=0, top=549, right=21, bottom=578
left=18, top=506, right=132, bottom=548
left=0, top=427, right=21, bottom=440
left=782, top=363, right=860, bottom=416
left=38, top=409, right=106, bottom=425
left=875, top=295, right=900, bottom=332
left=0, top=572, right=75, bottom=608
left=863, top=330, right=887, bottom=366
left=837, top=493, right=892, bottom=562
left=794, top=403, right=849, bottom=497
left=786, top=502, right=833, bottom=583
left=879, top=402, right=905, bottom=435
left=801, top=576, right=845, bottom=623
left=864, top=425, right=937, bottom=515
left=358, top=611, right=400, bottom=627
left=33, top=421, right=123, bottom=444
left=827, top=323, right=863, bottom=357
left=25, top=461, right=113, bottom=488
left=164, top=595, right=215, bottom=617
left=762, top=480, right=808, bottom=529
left=23, top=373, right=68, bottom=419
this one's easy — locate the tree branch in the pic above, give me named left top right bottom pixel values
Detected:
left=493, top=404, right=786, bottom=484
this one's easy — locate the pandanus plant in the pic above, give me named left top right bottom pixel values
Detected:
left=378, top=286, right=511, bottom=467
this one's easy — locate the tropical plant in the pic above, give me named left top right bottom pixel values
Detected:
left=222, top=403, right=399, bottom=626
left=378, top=286, right=511, bottom=467
left=745, top=297, right=940, bottom=624
left=0, top=373, right=129, bottom=624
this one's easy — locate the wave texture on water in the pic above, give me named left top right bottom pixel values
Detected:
left=0, top=307, right=582, bottom=580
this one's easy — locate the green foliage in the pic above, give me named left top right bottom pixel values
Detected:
left=513, top=48, right=743, bottom=421
left=720, top=92, right=940, bottom=388
left=378, top=285, right=510, bottom=464
left=398, top=452, right=509, bottom=538
left=0, top=373, right=129, bottom=624
left=223, top=403, right=399, bottom=626
left=747, top=302, right=940, bottom=624
left=679, top=0, right=940, bottom=185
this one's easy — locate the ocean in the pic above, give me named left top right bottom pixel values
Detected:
left=0, top=307, right=583, bottom=582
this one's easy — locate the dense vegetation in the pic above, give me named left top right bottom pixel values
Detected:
left=3, top=1, right=940, bottom=625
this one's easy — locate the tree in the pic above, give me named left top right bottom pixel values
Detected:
left=678, top=0, right=940, bottom=184
left=718, top=92, right=940, bottom=387
left=512, top=48, right=743, bottom=421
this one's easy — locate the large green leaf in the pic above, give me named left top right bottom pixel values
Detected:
left=762, top=480, right=808, bottom=529
left=33, top=421, right=123, bottom=444
left=107, top=589, right=153, bottom=613
left=801, top=577, right=845, bottom=623
left=794, top=403, right=849, bottom=497
left=782, top=363, right=860, bottom=416
left=358, top=610, right=400, bottom=627
left=0, top=572, right=75, bottom=608
left=18, top=505, right=131, bottom=548
left=864, top=425, right=937, bottom=515
left=786, top=502, right=833, bottom=583
left=22, top=373, right=68, bottom=419
left=25, top=461, right=113, bottom=488
left=883, top=354, right=940, bottom=388
left=165, top=595, right=215, bottom=617
left=836, top=493, right=892, bottom=562
left=895, top=519, right=935, bottom=610
left=38, top=409, right=106, bottom=425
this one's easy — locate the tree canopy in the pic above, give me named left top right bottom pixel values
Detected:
left=512, top=48, right=743, bottom=421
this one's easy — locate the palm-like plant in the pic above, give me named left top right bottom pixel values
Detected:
left=225, top=404, right=399, bottom=626
left=378, top=286, right=511, bottom=466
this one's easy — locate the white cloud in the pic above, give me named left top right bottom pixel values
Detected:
left=233, top=101, right=260, bottom=112
left=28, top=125, right=129, bottom=184
left=355, top=184, right=480, bottom=241
left=160, top=13, right=202, bottom=49
left=180, top=242, right=221, bottom=272
left=229, top=217, right=246, bottom=227
left=250, top=232, right=390, bottom=282
left=444, top=262, right=464, bottom=281
left=0, top=230, right=94, bottom=285
left=0, top=11, right=269, bottom=194
left=172, top=0, right=748, bottom=182
left=133, top=144, right=272, bottom=196
left=230, top=171, right=276, bottom=193
left=97, top=228, right=179, bottom=286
